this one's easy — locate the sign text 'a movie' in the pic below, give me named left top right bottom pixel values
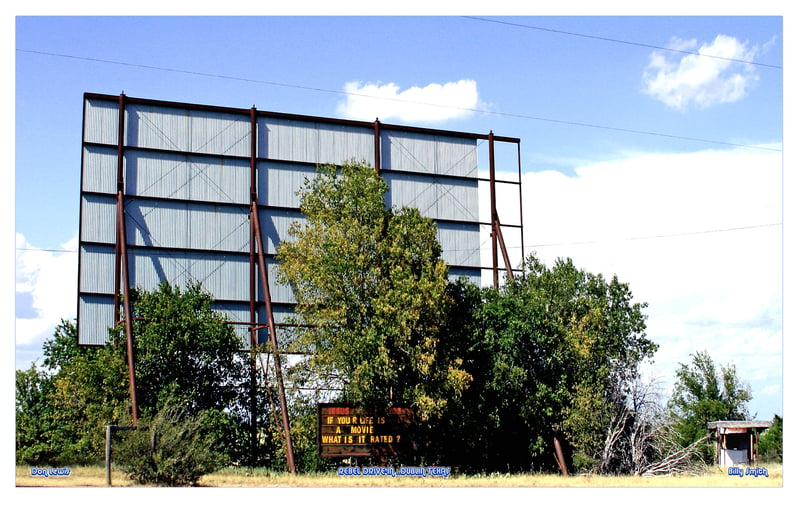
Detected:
left=318, top=404, right=415, bottom=458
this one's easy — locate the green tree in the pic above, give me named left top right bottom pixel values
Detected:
left=759, top=414, right=782, bottom=462
left=276, top=161, right=470, bottom=421
left=16, top=284, right=261, bottom=467
left=111, top=281, right=257, bottom=465
left=668, top=350, right=752, bottom=462
left=437, top=255, right=656, bottom=472
left=115, top=281, right=248, bottom=416
left=15, top=363, right=58, bottom=464
left=15, top=320, right=129, bottom=465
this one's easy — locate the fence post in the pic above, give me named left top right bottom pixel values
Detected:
left=105, top=425, right=113, bottom=486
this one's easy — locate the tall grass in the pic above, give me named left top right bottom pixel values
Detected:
left=199, top=465, right=783, bottom=487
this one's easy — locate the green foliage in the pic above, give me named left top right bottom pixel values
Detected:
left=116, top=401, right=226, bottom=486
left=276, top=161, right=468, bottom=420
left=196, top=407, right=253, bottom=466
left=266, top=396, right=327, bottom=473
left=15, top=364, right=58, bottom=464
left=113, top=281, right=256, bottom=465
left=668, top=350, right=752, bottom=462
left=25, top=161, right=766, bottom=477
left=16, top=285, right=258, bottom=467
left=116, top=281, right=247, bottom=416
left=759, top=414, right=782, bottom=462
left=436, top=255, right=655, bottom=472
left=15, top=320, right=130, bottom=465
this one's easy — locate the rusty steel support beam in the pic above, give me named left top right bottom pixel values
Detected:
left=113, top=95, right=125, bottom=323
left=516, top=141, right=525, bottom=278
left=251, top=201, right=296, bottom=475
left=115, top=93, right=139, bottom=424
left=117, top=194, right=138, bottom=425
left=249, top=107, right=258, bottom=336
left=553, top=430, right=569, bottom=476
left=248, top=106, right=259, bottom=465
left=493, top=214, right=516, bottom=282
left=488, top=131, right=499, bottom=289
left=373, top=118, right=381, bottom=173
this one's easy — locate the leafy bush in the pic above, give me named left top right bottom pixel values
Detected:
left=759, top=415, right=782, bottom=463
left=116, top=402, right=225, bottom=486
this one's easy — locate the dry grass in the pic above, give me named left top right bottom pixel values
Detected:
left=16, top=465, right=136, bottom=487
left=16, top=463, right=782, bottom=488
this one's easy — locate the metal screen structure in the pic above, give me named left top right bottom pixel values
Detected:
left=77, top=93, right=523, bottom=349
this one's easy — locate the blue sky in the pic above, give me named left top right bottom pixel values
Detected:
left=10, top=8, right=790, bottom=424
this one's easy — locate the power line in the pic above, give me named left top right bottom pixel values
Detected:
left=17, top=48, right=781, bottom=153
left=463, top=16, right=782, bottom=70
left=438, top=223, right=782, bottom=258
left=16, top=247, right=78, bottom=253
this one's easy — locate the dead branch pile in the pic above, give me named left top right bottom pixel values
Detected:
left=594, top=377, right=708, bottom=476
left=638, top=429, right=708, bottom=476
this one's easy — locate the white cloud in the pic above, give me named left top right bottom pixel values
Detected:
left=337, top=79, right=481, bottom=123
left=487, top=145, right=782, bottom=416
left=15, top=232, right=79, bottom=348
left=642, top=35, right=761, bottom=111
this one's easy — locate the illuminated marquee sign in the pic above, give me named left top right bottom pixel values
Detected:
left=318, top=404, right=415, bottom=458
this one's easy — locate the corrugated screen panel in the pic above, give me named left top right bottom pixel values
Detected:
left=125, top=199, right=189, bottom=249
left=436, top=135, right=479, bottom=177
left=187, top=204, right=250, bottom=252
left=79, top=244, right=116, bottom=294
left=125, top=152, right=250, bottom=204
left=381, top=131, right=434, bottom=172
left=186, top=157, right=249, bottom=204
left=262, top=119, right=318, bottom=162
left=80, top=194, right=117, bottom=244
left=188, top=110, right=250, bottom=156
left=125, top=150, right=192, bottom=200
left=257, top=258, right=297, bottom=304
left=316, top=123, right=375, bottom=166
left=258, top=208, right=306, bottom=255
left=78, top=294, right=116, bottom=345
left=431, top=178, right=479, bottom=221
left=127, top=249, right=183, bottom=292
left=126, top=104, right=190, bottom=152
left=381, top=131, right=477, bottom=177
left=128, top=249, right=250, bottom=301
left=383, top=173, right=479, bottom=222
left=125, top=200, right=249, bottom=252
left=176, top=252, right=250, bottom=301
left=82, top=145, right=118, bottom=194
left=257, top=160, right=316, bottom=208
left=84, top=98, right=119, bottom=145
left=437, top=223, right=481, bottom=267
left=261, top=118, right=374, bottom=165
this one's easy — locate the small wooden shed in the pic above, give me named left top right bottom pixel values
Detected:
left=707, top=420, right=773, bottom=468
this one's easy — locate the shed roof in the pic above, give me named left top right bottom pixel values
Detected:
left=707, top=420, right=773, bottom=430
